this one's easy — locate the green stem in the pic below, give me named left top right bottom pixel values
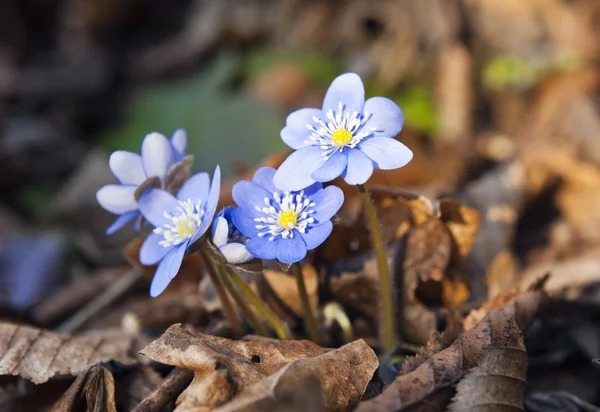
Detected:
left=215, top=261, right=268, bottom=336
left=225, top=265, right=291, bottom=340
left=200, top=251, right=243, bottom=337
left=292, top=263, right=322, bottom=344
left=357, top=183, right=396, bottom=353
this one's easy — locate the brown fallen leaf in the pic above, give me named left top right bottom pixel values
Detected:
left=448, top=326, right=527, bottom=411
left=439, top=198, right=481, bottom=261
left=140, top=324, right=329, bottom=410
left=261, top=265, right=318, bottom=319
left=0, top=323, right=137, bottom=384
left=51, top=364, right=117, bottom=412
left=141, top=325, right=377, bottom=412
left=178, top=370, right=233, bottom=411
left=216, top=339, right=377, bottom=412
left=486, top=249, right=521, bottom=299
left=356, top=284, right=546, bottom=411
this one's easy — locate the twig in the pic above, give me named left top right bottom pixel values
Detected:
left=131, top=368, right=193, bottom=412
left=56, top=268, right=143, bottom=333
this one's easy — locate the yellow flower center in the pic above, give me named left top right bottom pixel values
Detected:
left=330, top=128, right=353, bottom=147
left=277, top=210, right=298, bottom=229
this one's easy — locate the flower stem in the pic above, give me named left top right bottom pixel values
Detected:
left=225, top=265, right=291, bottom=340
left=200, top=251, right=243, bottom=337
left=215, top=261, right=268, bottom=337
left=356, top=183, right=396, bottom=353
left=292, top=263, right=322, bottom=344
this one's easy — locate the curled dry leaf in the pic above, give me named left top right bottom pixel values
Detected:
left=438, top=198, right=481, bottom=261
left=448, top=324, right=527, bottom=411
left=141, top=324, right=378, bottom=412
left=216, top=340, right=378, bottom=412
left=486, top=249, right=521, bottom=299
left=0, top=322, right=136, bottom=384
left=140, top=324, right=327, bottom=410
left=51, top=364, right=117, bottom=412
left=356, top=285, right=546, bottom=412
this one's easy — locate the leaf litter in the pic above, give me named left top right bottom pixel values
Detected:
left=3, top=0, right=600, bottom=410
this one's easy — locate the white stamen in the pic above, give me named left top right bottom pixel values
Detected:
left=304, top=103, right=381, bottom=160
left=154, top=198, right=204, bottom=247
left=254, top=189, right=317, bottom=241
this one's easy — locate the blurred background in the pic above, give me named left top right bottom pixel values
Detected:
left=2, top=0, right=600, bottom=404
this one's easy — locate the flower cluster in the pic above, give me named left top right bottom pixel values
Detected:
left=97, top=73, right=412, bottom=297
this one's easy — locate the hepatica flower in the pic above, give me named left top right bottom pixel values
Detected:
left=231, top=167, right=343, bottom=264
left=273, top=73, right=413, bottom=191
left=96, top=129, right=188, bottom=235
left=138, top=166, right=220, bottom=297
left=212, top=207, right=254, bottom=264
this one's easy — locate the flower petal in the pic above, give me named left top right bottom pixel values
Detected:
left=311, top=152, right=347, bottom=182
left=232, top=180, right=273, bottom=213
left=140, top=232, right=172, bottom=265
left=342, top=149, right=374, bottom=185
left=308, top=185, right=344, bottom=223
left=322, top=73, right=365, bottom=115
left=231, top=208, right=261, bottom=238
left=246, top=236, right=277, bottom=260
left=150, top=241, right=189, bottom=297
left=282, top=108, right=323, bottom=150
left=142, top=132, right=175, bottom=180
left=273, top=146, right=325, bottom=191
left=219, top=243, right=254, bottom=264
left=191, top=166, right=221, bottom=243
left=177, top=172, right=209, bottom=204
left=252, top=167, right=277, bottom=193
left=170, top=128, right=187, bottom=161
left=109, top=151, right=145, bottom=185
left=212, top=216, right=229, bottom=247
left=276, top=235, right=307, bottom=264
left=138, top=189, right=180, bottom=228
left=105, top=211, right=138, bottom=235
left=359, top=137, right=413, bottom=170
left=96, top=185, right=137, bottom=214
left=362, top=97, right=404, bottom=138
left=300, top=221, right=333, bottom=250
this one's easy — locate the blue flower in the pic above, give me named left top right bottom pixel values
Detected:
left=211, top=207, right=255, bottom=264
left=273, top=73, right=413, bottom=191
left=96, top=130, right=188, bottom=235
left=138, top=166, right=221, bottom=297
left=231, top=167, right=343, bottom=264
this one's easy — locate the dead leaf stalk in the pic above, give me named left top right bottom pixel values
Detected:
left=56, top=268, right=143, bottom=333
left=131, top=368, right=194, bottom=412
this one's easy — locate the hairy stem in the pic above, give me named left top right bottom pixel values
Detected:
left=292, top=263, right=322, bottom=344
left=357, top=183, right=396, bottom=353
left=200, top=251, right=242, bottom=337
left=215, top=260, right=267, bottom=336
left=225, top=265, right=291, bottom=340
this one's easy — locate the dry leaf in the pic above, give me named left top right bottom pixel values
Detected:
left=140, top=324, right=328, bottom=410
left=403, top=218, right=452, bottom=288
left=0, top=323, right=136, bottom=384
left=262, top=265, right=318, bottom=318
left=441, top=277, right=470, bottom=308
left=51, top=364, right=117, bottom=412
left=439, top=198, right=481, bottom=261
left=356, top=285, right=545, bottom=411
left=486, top=249, right=521, bottom=299
left=448, top=326, right=527, bottom=411
left=178, top=370, right=233, bottom=412
left=216, top=340, right=378, bottom=412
